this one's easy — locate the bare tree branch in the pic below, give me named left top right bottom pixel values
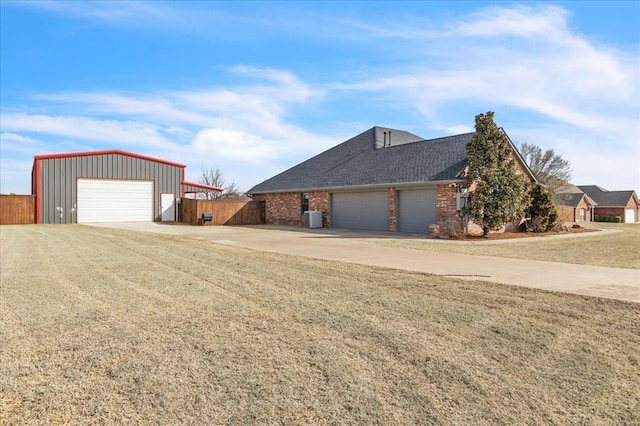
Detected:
left=198, top=166, right=246, bottom=200
left=519, top=143, right=572, bottom=193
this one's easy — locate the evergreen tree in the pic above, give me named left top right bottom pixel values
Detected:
left=464, top=112, right=530, bottom=235
left=527, top=184, right=558, bottom=232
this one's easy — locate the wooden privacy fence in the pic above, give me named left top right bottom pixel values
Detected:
left=181, top=198, right=265, bottom=226
left=0, top=195, right=35, bottom=225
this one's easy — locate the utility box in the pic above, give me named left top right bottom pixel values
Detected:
left=304, top=210, right=323, bottom=228
left=456, top=190, right=469, bottom=211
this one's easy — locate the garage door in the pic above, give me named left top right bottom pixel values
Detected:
left=625, top=208, right=636, bottom=223
left=331, top=191, right=388, bottom=231
left=397, top=189, right=437, bottom=234
left=77, top=179, right=153, bottom=223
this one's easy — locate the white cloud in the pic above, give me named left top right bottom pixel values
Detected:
left=163, top=126, right=194, bottom=137
left=192, top=128, right=280, bottom=163
left=454, top=6, right=570, bottom=40
left=570, top=150, right=640, bottom=192
left=1, top=132, right=38, bottom=146
left=0, top=158, right=35, bottom=194
left=0, top=113, right=176, bottom=149
left=1, top=5, right=638, bottom=194
left=13, top=0, right=202, bottom=30
left=335, top=5, right=639, bottom=189
left=34, top=92, right=214, bottom=127
left=0, top=66, right=340, bottom=193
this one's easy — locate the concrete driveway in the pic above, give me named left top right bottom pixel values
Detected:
left=88, top=222, right=640, bottom=303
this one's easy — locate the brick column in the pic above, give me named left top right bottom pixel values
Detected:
left=431, top=184, right=462, bottom=236
left=310, top=190, right=331, bottom=227
left=388, top=187, right=397, bottom=232
left=436, top=184, right=457, bottom=225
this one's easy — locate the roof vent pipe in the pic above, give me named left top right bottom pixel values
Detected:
left=388, top=130, right=392, bottom=147
left=383, top=131, right=387, bottom=147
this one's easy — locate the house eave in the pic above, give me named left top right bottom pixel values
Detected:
left=247, top=179, right=467, bottom=195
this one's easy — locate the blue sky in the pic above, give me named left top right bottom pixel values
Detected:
left=1, top=1, right=639, bottom=194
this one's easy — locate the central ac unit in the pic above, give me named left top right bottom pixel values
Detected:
left=307, top=210, right=322, bottom=228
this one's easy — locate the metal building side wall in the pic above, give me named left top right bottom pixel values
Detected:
left=40, top=158, right=72, bottom=224
left=153, top=162, right=182, bottom=221
left=39, top=153, right=183, bottom=224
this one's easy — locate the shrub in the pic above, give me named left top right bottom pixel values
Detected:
left=594, top=215, right=619, bottom=223
left=438, top=214, right=466, bottom=239
left=525, top=184, right=558, bottom=232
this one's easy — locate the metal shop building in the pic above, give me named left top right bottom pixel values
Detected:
left=32, top=150, right=221, bottom=224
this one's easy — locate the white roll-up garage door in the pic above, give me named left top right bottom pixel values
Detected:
left=624, top=208, right=636, bottom=223
left=77, top=179, right=154, bottom=223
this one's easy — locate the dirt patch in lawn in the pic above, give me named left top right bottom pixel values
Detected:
left=1, top=225, right=639, bottom=425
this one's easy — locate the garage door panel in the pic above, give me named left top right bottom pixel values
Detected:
left=77, top=179, right=153, bottom=223
left=398, top=189, right=437, bottom=234
left=332, top=191, right=388, bottom=231
left=625, top=208, right=636, bottom=223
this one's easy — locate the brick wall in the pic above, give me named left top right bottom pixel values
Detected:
left=631, top=198, right=640, bottom=223
left=556, top=206, right=576, bottom=223
left=594, top=197, right=639, bottom=223
left=512, top=154, right=533, bottom=179
left=436, top=184, right=456, bottom=223
left=309, top=190, right=330, bottom=227
left=576, top=197, right=592, bottom=222
left=252, top=192, right=303, bottom=226
left=388, top=187, right=397, bottom=232
left=594, top=207, right=624, bottom=221
left=253, top=191, right=331, bottom=227
left=624, top=196, right=639, bottom=223
left=431, top=184, right=471, bottom=236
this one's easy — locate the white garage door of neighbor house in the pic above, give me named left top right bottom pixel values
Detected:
left=625, top=208, right=636, bottom=223
left=77, top=179, right=154, bottom=223
left=331, top=191, right=388, bottom=231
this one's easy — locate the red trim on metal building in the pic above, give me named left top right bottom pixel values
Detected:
left=182, top=181, right=224, bottom=193
left=33, top=149, right=187, bottom=169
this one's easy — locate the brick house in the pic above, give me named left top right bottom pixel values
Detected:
left=555, top=190, right=597, bottom=223
left=577, top=185, right=639, bottom=223
left=247, top=126, right=536, bottom=235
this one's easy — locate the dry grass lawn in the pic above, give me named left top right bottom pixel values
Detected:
left=374, top=223, right=640, bottom=269
left=1, top=225, right=639, bottom=425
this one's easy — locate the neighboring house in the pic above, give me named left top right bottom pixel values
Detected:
left=577, top=185, right=639, bottom=223
left=247, top=126, right=536, bottom=234
left=554, top=186, right=597, bottom=223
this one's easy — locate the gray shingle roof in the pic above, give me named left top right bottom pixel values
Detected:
left=577, top=185, right=637, bottom=207
left=554, top=193, right=595, bottom=207
left=247, top=127, right=473, bottom=194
